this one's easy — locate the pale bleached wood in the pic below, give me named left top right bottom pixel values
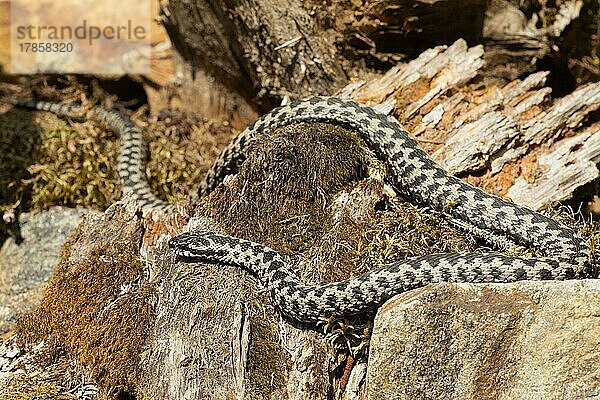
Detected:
left=339, top=41, right=599, bottom=211
left=507, top=123, right=600, bottom=210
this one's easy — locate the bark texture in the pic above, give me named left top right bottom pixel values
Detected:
left=342, top=39, right=599, bottom=211
left=159, top=0, right=490, bottom=107
left=160, top=0, right=348, bottom=105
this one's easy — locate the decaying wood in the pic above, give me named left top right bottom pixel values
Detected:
left=482, top=0, right=584, bottom=81
left=507, top=123, right=600, bottom=210
left=156, top=0, right=588, bottom=111
left=340, top=39, right=599, bottom=211
left=321, top=0, right=487, bottom=68
left=159, top=0, right=490, bottom=107
left=154, top=0, right=591, bottom=130
left=160, top=0, right=348, bottom=105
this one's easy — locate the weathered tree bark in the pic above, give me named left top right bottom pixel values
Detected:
left=154, top=0, right=593, bottom=127
left=158, top=0, right=491, bottom=109
left=344, top=39, right=600, bottom=211
left=482, top=0, right=585, bottom=83
left=160, top=0, right=349, bottom=107
left=158, top=0, right=592, bottom=104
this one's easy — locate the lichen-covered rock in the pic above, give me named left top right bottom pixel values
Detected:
left=367, top=280, right=600, bottom=400
left=0, top=207, right=86, bottom=334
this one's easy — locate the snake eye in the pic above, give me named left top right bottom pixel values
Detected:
left=374, top=199, right=387, bottom=211
left=168, top=234, right=191, bottom=250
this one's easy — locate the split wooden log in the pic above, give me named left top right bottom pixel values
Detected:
left=507, top=123, right=599, bottom=210
left=157, top=0, right=489, bottom=116
left=158, top=0, right=589, bottom=106
left=342, top=39, right=599, bottom=212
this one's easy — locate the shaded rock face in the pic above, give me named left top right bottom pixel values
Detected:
left=367, top=281, right=600, bottom=400
left=0, top=207, right=86, bottom=334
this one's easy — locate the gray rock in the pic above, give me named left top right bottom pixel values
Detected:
left=0, top=207, right=87, bottom=333
left=367, top=280, right=600, bottom=400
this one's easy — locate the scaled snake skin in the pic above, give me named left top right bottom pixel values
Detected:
left=14, top=97, right=592, bottom=324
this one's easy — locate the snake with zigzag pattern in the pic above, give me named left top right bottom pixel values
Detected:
left=13, top=96, right=592, bottom=324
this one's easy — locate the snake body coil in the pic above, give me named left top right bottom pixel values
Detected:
left=14, top=97, right=592, bottom=324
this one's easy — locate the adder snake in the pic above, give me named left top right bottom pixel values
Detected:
left=14, top=96, right=592, bottom=324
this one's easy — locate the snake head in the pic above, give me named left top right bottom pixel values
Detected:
left=169, top=232, right=225, bottom=263
left=169, top=231, right=286, bottom=278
